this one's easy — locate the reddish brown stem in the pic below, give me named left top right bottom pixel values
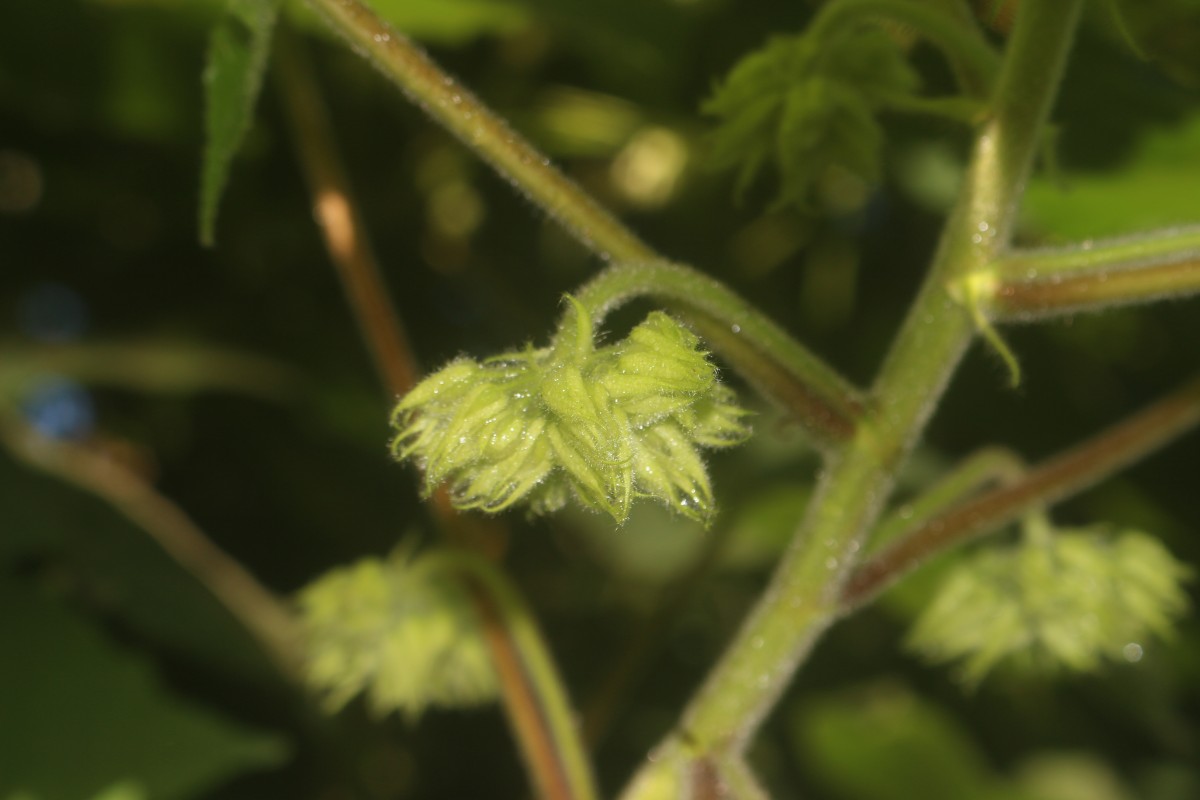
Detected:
left=470, top=583, right=576, bottom=800
left=275, top=33, right=419, bottom=399
left=276, top=37, right=580, bottom=800
left=842, top=375, right=1200, bottom=609
left=993, top=257, right=1200, bottom=320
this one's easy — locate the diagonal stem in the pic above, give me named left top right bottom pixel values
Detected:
left=618, top=4, right=1087, bottom=785
left=841, top=375, right=1200, bottom=610
left=274, top=32, right=420, bottom=399
left=981, top=226, right=1200, bottom=320
left=434, top=551, right=600, bottom=800
left=302, top=0, right=654, bottom=264
left=300, top=0, right=861, bottom=446
left=868, top=446, right=1024, bottom=549
left=991, top=256, right=1200, bottom=319
left=996, top=226, right=1200, bottom=279
left=572, top=261, right=865, bottom=447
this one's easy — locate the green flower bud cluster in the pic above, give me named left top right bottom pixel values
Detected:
left=392, top=299, right=751, bottom=525
left=704, top=25, right=919, bottom=212
left=908, top=522, right=1192, bottom=686
left=298, top=550, right=497, bottom=719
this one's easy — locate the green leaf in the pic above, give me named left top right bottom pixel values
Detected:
left=365, top=0, right=528, bottom=44
left=0, top=582, right=287, bottom=800
left=298, top=549, right=499, bottom=720
left=703, top=26, right=919, bottom=213
left=0, top=340, right=296, bottom=405
left=1022, top=112, right=1200, bottom=239
left=1104, top=0, right=1200, bottom=84
left=199, top=0, right=282, bottom=246
left=794, top=683, right=1002, bottom=800
left=286, top=0, right=529, bottom=46
left=719, top=482, right=809, bottom=572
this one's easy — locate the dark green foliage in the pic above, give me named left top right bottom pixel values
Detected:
left=0, top=585, right=286, bottom=799
left=200, top=0, right=282, bottom=245
left=704, top=26, right=919, bottom=211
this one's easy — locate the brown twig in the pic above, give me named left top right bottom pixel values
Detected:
left=841, top=375, right=1200, bottom=610
left=273, top=32, right=419, bottom=400
left=470, top=582, right=577, bottom=800
left=992, top=256, right=1200, bottom=320
left=275, top=35, right=584, bottom=800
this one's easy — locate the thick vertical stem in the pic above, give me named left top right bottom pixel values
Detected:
left=625, top=0, right=1085, bottom=775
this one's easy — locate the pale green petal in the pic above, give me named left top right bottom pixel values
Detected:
left=633, top=422, right=715, bottom=524
left=687, top=385, right=754, bottom=446
left=393, top=358, right=480, bottom=416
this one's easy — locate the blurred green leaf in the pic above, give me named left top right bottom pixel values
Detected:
left=704, top=26, right=918, bottom=212
left=567, top=503, right=706, bottom=586
left=1014, top=753, right=1134, bottom=800
left=1105, top=0, right=1200, bottom=85
left=1022, top=113, right=1200, bottom=239
left=7, top=780, right=150, bottom=800
left=718, top=482, right=807, bottom=572
left=793, top=681, right=1138, bottom=800
left=793, top=682, right=1022, bottom=800
left=0, top=340, right=296, bottom=404
left=0, top=582, right=287, bottom=800
left=199, top=0, right=282, bottom=245
left=366, top=0, right=528, bottom=43
left=286, top=0, right=529, bottom=45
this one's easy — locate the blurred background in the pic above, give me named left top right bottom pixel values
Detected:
left=1, top=0, right=1199, bottom=798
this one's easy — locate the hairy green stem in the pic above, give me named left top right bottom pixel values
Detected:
left=433, top=551, right=599, bottom=800
left=869, top=446, right=1024, bottom=550
left=984, top=227, right=1200, bottom=320
left=996, top=226, right=1200, bottom=278
left=302, top=0, right=866, bottom=447
left=571, top=261, right=865, bottom=447
left=302, top=0, right=653, bottom=264
left=711, top=756, right=769, bottom=800
left=808, top=0, right=1001, bottom=97
left=841, top=375, right=1200, bottom=610
left=992, top=258, right=1200, bottom=319
left=619, top=2, right=1085, bottom=780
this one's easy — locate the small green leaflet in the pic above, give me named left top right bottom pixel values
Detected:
left=199, top=0, right=283, bottom=245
